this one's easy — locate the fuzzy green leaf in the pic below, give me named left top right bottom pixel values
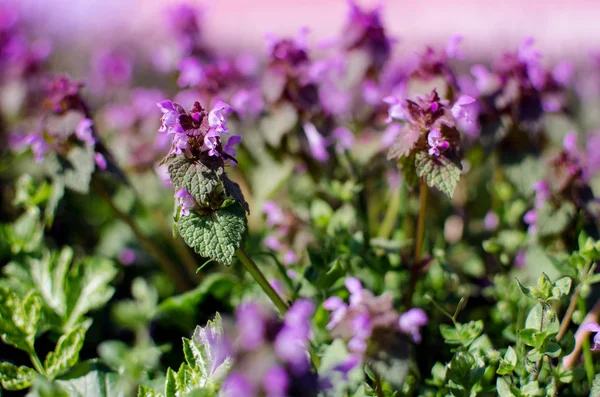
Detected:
left=46, top=145, right=95, bottom=194
left=221, top=175, right=249, bottom=214
left=536, top=203, right=575, bottom=237
left=56, top=369, right=124, bottom=397
left=44, top=325, right=86, bottom=378
left=415, top=152, right=461, bottom=198
left=168, top=156, right=222, bottom=207
left=178, top=204, right=246, bottom=266
left=0, top=362, right=36, bottom=390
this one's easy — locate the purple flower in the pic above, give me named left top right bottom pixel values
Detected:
left=118, top=248, right=136, bottom=265
left=208, top=100, right=232, bottom=134
left=236, top=303, right=266, bottom=350
left=157, top=100, right=183, bottom=135
left=231, top=89, right=264, bottom=120
left=534, top=180, right=551, bottom=207
left=264, top=235, right=281, bottom=251
left=563, top=132, right=577, bottom=153
left=303, top=122, right=329, bottom=162
left=175, top=189, right=195, bottom=216
left=427, top=128, right=450, bottom=156
left=470, top=64, right=501, bottom=95
left=383, top=96, right=406, bottom=123
left=177, top=57, right=205, bottom=87
left=202, top=129, right=220, bottom=157
left=283, top=250, right=297, bottom=265
left=22, top=134, right=48, bottom=163
left=451, top=95, right=477, bottom=124
left=223, top=135, right=242, bottom=160
left=523, top=209, right=537, bottom=225
left=398, top=308, right=428, bottom=343
left=517, top=37, right=541, bottom=66
left=553, top=61, right=573, bottom=87
left=222, top=372, right=257, bottom=397
left=445, top=35, right=464, bottom=60
left=263, top=201, right=284, bottom=227
left=263, top=366, right=289, bottom=397
left=582, top=322, right=600, bottom=350
left=76, top=118, right=95, bottom=146
left=94, top=153, right=107, bottom=170
left=484, top=211, right=499, bottom=231
left=91, top=49, right=132, bottom=89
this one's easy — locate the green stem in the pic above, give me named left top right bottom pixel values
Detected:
left=372, top=366, right=385, bottom=397
left=414, top=179, right=428, bottom=263
left=378, top=184, right=401, bottom=239
left=531, top=304, right=547, bottom=382
left=28, top=348, right=46, bottom=377
left=578, top=297, right=595, bottom=386
left=92, top=180, right=191, bottom=292
left=236, top=248, right=289, bottom=315
left=343, top=151, right=370, bottom=251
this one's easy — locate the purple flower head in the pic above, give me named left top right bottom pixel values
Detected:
left=165, top=2, right=202, bottom=54
left=202, top=129, right=220, bottom=157
left=553, top=60, right=573, bottom=87
left=118, top=248, right=136, bottom=265
left=223, top=135, right=242, bottom=161
left=208, top=100, right=232, bottom=134
left=523, top=209, right=537, bottom=225
left=22, top=134, right=48, bottom=163
left=94, top=153, right=107, bottom=170
left=451, top=95, right=477, bottom=124
left=231, top=88, right=264, bottom=120
left=264, top=235, right=281, bottom=251
left=398, top=308, right=428, bottom=343
left=175, top=189, right=195, bottom=216
left=92, top=49, right=132, bottom=89
left=157, top=100, right=183, bottom=135
left=263, top=366, right=289, bottom=397
left=427, top=128, right=450, bottom=156
left=563, top=132, right=577, bottom=153
left=518, top=37, right=541, bottom=66
left=534, top=180, right=551, bottom=208
left=274, top=327, right=310, bottom=373
left=222, top=372, right=257, bottom=397
left=303, top=122, right=329, bottom=162
left=582, top=322, right=600, bottom=350
left=177, top=57, right=205, bottom=87
left=383, top=96, right=407, bottom=123
left=471, top=64, right=501, bottom=95
left=263, top=201, right=284, bottom=227
left=332, top=127, right=355, bottom=151
left=342, top=0, right=392, bottom=72
left=76, top=118, right=95, bottom=146
left=265, top=28, right=309, bottom=66
left=283, top=250, right=297, bottom=266
left=236, top=302, right=266, bottom=351
left=44, top=75, right=84, bottom=114
left=484, top=211, right=500, bottom=231
left=445, top=35, right=464, bottom=60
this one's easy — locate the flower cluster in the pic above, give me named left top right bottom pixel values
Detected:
left=220, top=299, right=319, bottom=397
left=323, top=278, right=427, bottom=371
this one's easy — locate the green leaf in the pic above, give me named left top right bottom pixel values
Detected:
left=56, top=369, right=124, bottom=397
left=46, top=145, right=95, bottom=194
left=502, top=154, right=544, bottom=197
left=221, top=175, right=249, bottom=214
left=138, top=386, right=164, bottom=397
left=29, top=248, right=72, bottom=318
left=165, top=368, right=177, bottom=397
left=497, top=377, right=517, bottom=397
left=0, top=362, right=36, bottom=390
left=156, top=274, right=235, bottom=330
left=64, top=257, right=117, bottom=330
left=525, top=304, right=559, bottom=335
left=415, top=152, right=462, bottom=198
left=497, top=346, right=517, bottom=375
left=168, top=156, right=222, bottom=207
left=551, top=277, right=572, bottom=300
left=368, top=332, right=410, bottom=389
left=519, top=329, right=538, bottom=347
left=189, top=313, right=231, bottom=386
left=542, top=342, right=561, bottom=358
left=536, top=203, right=575, bottom=237
left=44, top=326, right=86, bottom=378
left=178, top=204, right=246, bottom=266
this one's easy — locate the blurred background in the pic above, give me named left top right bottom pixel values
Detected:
left=9, top=0, right=600, bottom=62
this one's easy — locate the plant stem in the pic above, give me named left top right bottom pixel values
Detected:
left=28, top=348, right=46, bottom=377
left=414, top=179, right=428, bottom=263
left=578, top=297, right=595, bottom=386
left=557, top=263, right=590, bottom=341
left=372, top=367, right=385, bottom=397
left=378, top=184, right=401, bottom=239
left=92, top=180, right=191, bottom=292
left=236, top=248, right=289, bottom=315
left=343, top=151, right=370, bottom=251
left=531, top=304, right=547, bottom=382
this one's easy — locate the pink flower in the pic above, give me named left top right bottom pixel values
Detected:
left=175, top=189, right=195, bottom=216
left=208, top=100, right=232, bottom=134
left=427, top=128, right=450, bottom=156
left=451, top=95, right=477, bottom=124
left=303, top=122, right=329, bottom=162
left=582, top=322, right=600, bottom=350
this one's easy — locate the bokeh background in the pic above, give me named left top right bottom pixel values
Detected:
left=9, top=0, right=600, bottom=62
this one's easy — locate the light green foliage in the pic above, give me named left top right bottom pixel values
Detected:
left=45, top=145, right=95, bottom=194
left=168, top=156, right=222, bottom=208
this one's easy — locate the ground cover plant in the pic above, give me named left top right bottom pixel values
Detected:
left=2, top=1, right=600, bottom=396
